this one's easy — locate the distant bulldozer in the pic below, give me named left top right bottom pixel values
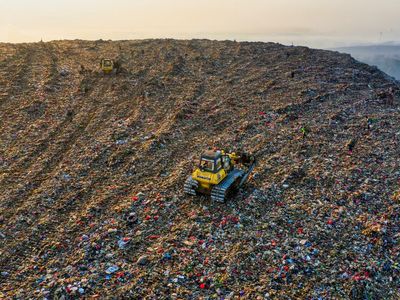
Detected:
left=100, top=58, right=114, bottom=74
left=100, top=58, right=126, bottom=74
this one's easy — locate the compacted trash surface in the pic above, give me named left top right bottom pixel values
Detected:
left=0, top=39, right=400, bottom=299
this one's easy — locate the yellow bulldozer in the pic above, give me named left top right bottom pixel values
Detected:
left=184, top=150, right=256, bottom=202
left=100, top=58, right=114, bottom=74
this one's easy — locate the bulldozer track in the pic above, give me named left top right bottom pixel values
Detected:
left=183, top=176, right=198, bottom=195
left=211, top=169, right=245, bottom=202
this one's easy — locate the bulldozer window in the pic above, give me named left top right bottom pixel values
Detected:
left=103, top=60, right=112, bottom=67
left=200, top=159, right=214, bottom=172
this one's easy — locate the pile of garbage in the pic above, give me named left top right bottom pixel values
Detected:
left=1, top=39, right=399, bottom=299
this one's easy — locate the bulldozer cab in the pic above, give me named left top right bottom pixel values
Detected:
left=199, top=151, right=222, bottom=173
left=101, top=59, right=114, bottom=73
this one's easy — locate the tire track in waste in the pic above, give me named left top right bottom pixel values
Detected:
left=1, top=66, right=141, bottom=220
left=0, top=43, right=65, bottom=191
left=0, top=78, right=201, bottom=272
left=0, top=55, right=97, bottom=198
left=0, top=46, right=33, bottom=109
left=0, top=73, right=144, bottom=265
left=0, top=70, right=105, bottom=216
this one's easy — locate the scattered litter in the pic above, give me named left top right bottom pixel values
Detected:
left=0, top=39, right=399, bottom=299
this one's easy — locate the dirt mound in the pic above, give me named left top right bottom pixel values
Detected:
left=1, top=39, right=400, bottom=299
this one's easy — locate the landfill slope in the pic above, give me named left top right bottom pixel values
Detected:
left=0, top=39, right=399, bottom=299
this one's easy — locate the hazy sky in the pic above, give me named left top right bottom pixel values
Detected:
left=1, top=0, right=399, bottom=48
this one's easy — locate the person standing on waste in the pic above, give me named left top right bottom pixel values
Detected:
left=300, top=125, right=310, bottom=139
left=347, top=138, right=357, bottom=155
